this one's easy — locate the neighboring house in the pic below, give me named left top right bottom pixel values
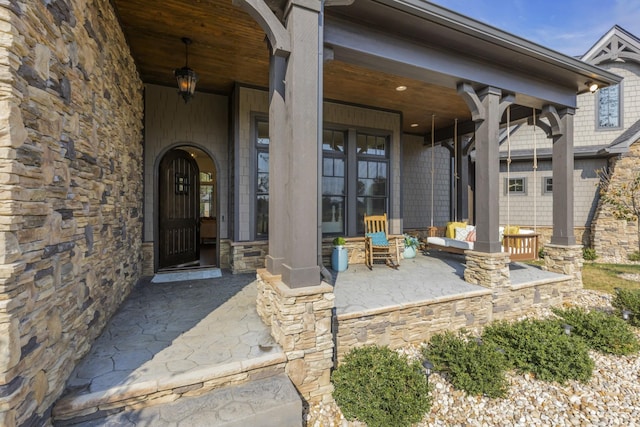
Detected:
left=487, top=26, right=640, bottom=257
left=0, top=1, right=620, bottom=425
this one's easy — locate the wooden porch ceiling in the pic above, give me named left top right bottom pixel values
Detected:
left=112, top=0, right=470, bottom=134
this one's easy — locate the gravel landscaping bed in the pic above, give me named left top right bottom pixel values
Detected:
left=306, top=290, right=640, bottom=427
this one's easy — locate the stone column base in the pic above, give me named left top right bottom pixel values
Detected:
left=464, top=250, right=511, bottom=288
left=255, top=269, right=335, bottom=404
left=543, top=244, right=583, bottom=289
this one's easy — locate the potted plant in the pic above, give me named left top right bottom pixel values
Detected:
left=332, top=236, right=348, bottom=272
left=403, top=234, right=419, bottom=259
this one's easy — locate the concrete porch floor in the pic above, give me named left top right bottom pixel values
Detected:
left=333, top=250, right=568, bottom=316
left=52, top=252, right=570, bottom=425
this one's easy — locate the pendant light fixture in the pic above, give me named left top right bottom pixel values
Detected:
left=174, top=37, right=198, bottom=103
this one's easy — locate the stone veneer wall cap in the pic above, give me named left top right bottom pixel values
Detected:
left=273, top=280, right=334, bottom=297
left=465, top=250, right=511, bottom=258
left=336, top=288, right=492, bottom=321
left=258, top=267, right=334, bottom=296
left=544, top=244, right=584, bottom=249
left=230, top=240, right=269, bottom=247
left=509, top=276, right=572, bottom=291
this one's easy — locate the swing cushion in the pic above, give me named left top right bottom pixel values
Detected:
left=446, top=221, right=467, bottom=239
left=503, top=225, right=520, bottom=239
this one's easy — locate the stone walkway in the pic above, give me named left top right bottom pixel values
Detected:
left=53, top=272, right=299, bottom=425
left=66, top=374, right=301, bottom=427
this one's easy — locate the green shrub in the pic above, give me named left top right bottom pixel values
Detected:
left=612, top=288, right=640, bottom=327
left=332, top=236, right=346, bottom=246
left=583, top=247, right=598, bottom=261
left=627, top=251, right=640, bottom=261
left=423, top=331, right=509, bottom=398
left=538, top=247, right=547, bottom=259
left=629, top=251, right=640, bottom=262
left=553, top=307, right=639, bottom=355
left=482, top=318, right=594, bottom=384
left=332, top=346, right=432, bottom=427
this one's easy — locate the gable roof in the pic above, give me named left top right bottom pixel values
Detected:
left=582, top=25, right=640, bottom=65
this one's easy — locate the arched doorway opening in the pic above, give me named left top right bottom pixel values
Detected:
left=157, top=146, right=218, bottom=270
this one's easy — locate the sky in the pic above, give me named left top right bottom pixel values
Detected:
left=430, top=0, right=640, bottom=57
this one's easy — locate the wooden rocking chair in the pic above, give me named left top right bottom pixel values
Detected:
left=364, top=213, right=400, bottom=270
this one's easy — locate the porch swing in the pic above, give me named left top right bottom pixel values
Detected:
left=425, top=110, right=539, bottom=261
left=501, top=106, right=539, bottom=261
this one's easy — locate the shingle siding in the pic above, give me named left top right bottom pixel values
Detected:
left=402, top=135, right=451, bottom=228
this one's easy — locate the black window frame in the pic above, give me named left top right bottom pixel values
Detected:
left=254, top=117, right=269, bottom=240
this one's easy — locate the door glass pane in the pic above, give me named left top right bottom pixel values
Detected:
left=257, top=151, right=269, bottom=193
left=256, top=195, right=269, bottom=238
left=323, top=177, right=344, bottom=195
left=200, top=184, right=213, bottom=217
left=323, top=129, right=345, bottom=152
left=257, top=121, right=269, bottom=145
left=322, top=196, right=345, bottom=234
left=323, top=158, right=345, bottom=195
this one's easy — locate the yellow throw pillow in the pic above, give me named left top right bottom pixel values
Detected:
left=446, top=221, right=467, bottom=238
left=503, top=225, right=520, bottom=236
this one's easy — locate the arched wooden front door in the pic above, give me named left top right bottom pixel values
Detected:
left=158, top=149, right=200, bottom=269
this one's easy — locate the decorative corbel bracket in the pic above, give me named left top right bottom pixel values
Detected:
left=233, top=0, right=291, bottom=57
left=539, top=105, right=564, bottom=137
left=527, top=115, right=553, bottom=138
left=498, top=93, right=515, bottom=120
left=457, top=83, right=485, bottom=122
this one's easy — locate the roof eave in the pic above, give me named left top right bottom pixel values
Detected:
left=375, top=0, right=623, bottom=87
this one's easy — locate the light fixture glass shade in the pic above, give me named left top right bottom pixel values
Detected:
left=175, top=66, right=198, bottom=103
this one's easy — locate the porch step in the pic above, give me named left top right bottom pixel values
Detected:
left=52, top=354, right=295, bottom=426
left=55, top=373, right=302, bottom=427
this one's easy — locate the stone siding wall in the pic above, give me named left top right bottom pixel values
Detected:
left=230, top=240, right=268, bottom=273
left=335, top=277, right=577, bottom=361
left=336, top=291, right=492, bottom=360
left=219, top=239, right=231, bottom=270
left=0, top=2, right=143, bottom=426
left=592, top=143, right=640, bottom=262
left=255, top=270, right=334, bottom=404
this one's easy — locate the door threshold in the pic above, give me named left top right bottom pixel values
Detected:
left=151, top=267, right=222, bottom=283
